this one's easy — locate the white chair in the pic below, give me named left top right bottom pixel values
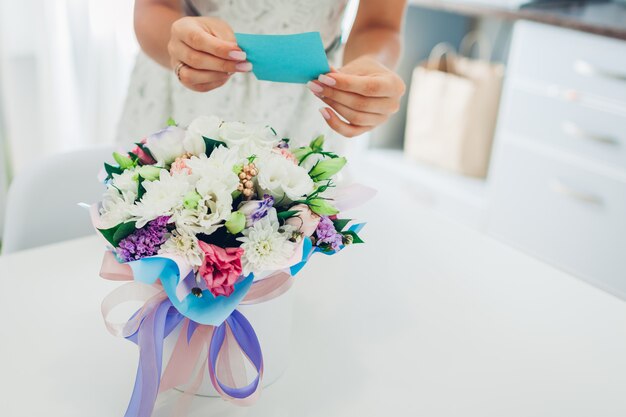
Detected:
left=2, top=146, right=115, bottom=254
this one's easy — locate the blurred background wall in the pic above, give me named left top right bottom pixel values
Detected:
left=0, top=0, right=137, bottom=174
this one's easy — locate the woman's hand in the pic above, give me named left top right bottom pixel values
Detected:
left=308, top=55, right=405, bottom=138
left=168, top=16, right=252, bottom=92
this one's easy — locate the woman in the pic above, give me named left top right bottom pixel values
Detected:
left=117, top=0, right=406, bottom=147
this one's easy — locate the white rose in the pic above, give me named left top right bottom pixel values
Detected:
left=250, top=125, right=279, bottom=149
left=145, top=126, right=186, bottom=165
left=256, top=152, right=314, bottom=201
left=219, top=121, right=255, bottom=148
left=219, top=122, right=279, bottom=155
left=183, top=115, right=222, bottom=156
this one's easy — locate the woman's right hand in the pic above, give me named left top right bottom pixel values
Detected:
left=168, top=16, right=251, bottom=92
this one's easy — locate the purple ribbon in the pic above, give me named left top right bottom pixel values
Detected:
left=123, top=300, right=263, bottom=416
left=208, top=310, right=264, bottom=399
left=125, top=299, right=183, bottom=417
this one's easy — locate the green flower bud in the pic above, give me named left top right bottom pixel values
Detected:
left=308, top=157, right=347, bottom=181
left=138, top=165, right=162, bottom=181
left=307, top=198, right=339, bottom=216
left=225, top=211, right=246, bottom=234
left=310, top=135, right=325, bottom=151
left=292, top=146, right=312, bottom=163
left=113, top=152, right=134, bottom=170
left=183, top=191, right=202, bottom=209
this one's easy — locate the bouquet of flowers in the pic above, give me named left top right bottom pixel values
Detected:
left=91, top=116, right=371, bottom=416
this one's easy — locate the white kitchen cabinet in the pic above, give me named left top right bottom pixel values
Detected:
left=488, top=21, right=626, bottom=298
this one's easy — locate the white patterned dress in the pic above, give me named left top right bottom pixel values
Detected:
left=116, top=0, right=349, bottom=148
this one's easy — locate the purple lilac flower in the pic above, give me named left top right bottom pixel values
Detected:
left=276, top=139, right=290, bottom=149
left=116, top=216, right=170, bottom=262
left=249, top=194, right=275, bottom=222
left=315, top=216, right=343, bottom=251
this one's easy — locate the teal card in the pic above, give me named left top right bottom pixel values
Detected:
left=235, top=32, right=330, bottom=84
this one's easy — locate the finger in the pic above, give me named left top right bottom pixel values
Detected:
left=318, top=107, right=371, bottom=138
left=174, top=25, right=242, bottom=61
left=308, top=81, right=399, bottom=114
left=318, top=96, right=387, bottom=127
left=179, top=66, right=230, bottom=86
left=189, top=77, right=231, bottom=93
left=175, top=42, right=251, bottom=72
left=318, top=72, right=400, bottom=98
left=209, top=19, right=237, bottom=44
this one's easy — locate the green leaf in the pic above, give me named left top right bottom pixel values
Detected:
left=202, top=136, right=227, bottom=156
left=332, top=218, right=351, bottom=232
left=310, top=135, right=325, bottom=151
left=104, top=162, right=123, bottom=180
left=277, top=210, right=299, bottom=221
left=307, top=198, right=339, bottom=216
left=113, top=152, right=134, bottom=170
left=113, top=221, right=138, bottom=245
left=343, top=230, right=364, bottom=244
left=309, top=157, right=347, bottom=182
left=98, top=221, right=137, bottom=247
left=137, top=176, right=146, bottom=201
left=128, top=152, right=140, bottom=163
left=166, top=117, right=177, bottom=127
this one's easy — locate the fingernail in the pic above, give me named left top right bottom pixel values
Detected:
left=307, top=81, right=324, bottom=93
left=228, top=50, right=246, bottom=61
left=235, top=62, right=253, bottom=72
left=319, top=108, right=331, bottom=120
left=318, top=74, right=336, bottom=86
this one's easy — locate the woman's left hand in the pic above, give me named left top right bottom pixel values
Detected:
left=308, top=55, right=406, bottom=138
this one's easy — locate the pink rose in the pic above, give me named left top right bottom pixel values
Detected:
left=198, top=242, right=244, bottom=297
left=285, top=204, right=320, bottom=237
left=131, top=139, right=156, bottom=165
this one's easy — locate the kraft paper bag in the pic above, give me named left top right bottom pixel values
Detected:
left=404, top=39, right=504, bottom=178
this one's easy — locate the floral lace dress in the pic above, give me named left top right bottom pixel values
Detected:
left=116, top=0, right=349, bottom=148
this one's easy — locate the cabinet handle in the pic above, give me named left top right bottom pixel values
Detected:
left=573, top=59, right=626, bottom=83
left=550, top=178, right=604, bottom=206
left=561, top=121, right=620, bottom=147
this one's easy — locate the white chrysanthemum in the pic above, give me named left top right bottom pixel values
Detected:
left=131, top=170, right=192, bottom=228
left=256, top=151, right=314, bottom=201
left=110, top=169, right=139, bottom=199
left=173, top=191, right=233, bottom=235
left=237, top=208, right=296, bottom=275
left=99, top=187, right=136, bottom=229
left=185, top=148, right=240, bottom=195
left=158, top=230, right=204, bottom=267
left=183, top=115, right=222, bottom=156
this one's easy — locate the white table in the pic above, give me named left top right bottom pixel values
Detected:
left=1, top=170, right=626, bottom=417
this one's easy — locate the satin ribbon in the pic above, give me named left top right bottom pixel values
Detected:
left=118, top=296, right=263, bottom=417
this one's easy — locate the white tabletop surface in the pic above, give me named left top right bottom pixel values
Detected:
left=1, top=168, right=626, bottom=417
